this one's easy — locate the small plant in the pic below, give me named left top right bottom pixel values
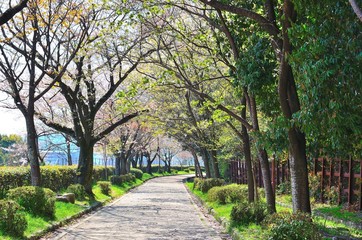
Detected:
left=309, top=173, right=321, bottom=201
left=97, top=181, right=111, bottom=195
left=265, top=212, right=321, bottom=240
left=230, top=201, right=267, bottom=225
left=7, top=186, right=56, bottom=218
left=276, top=181, right=291, bottom=195
left=324, top=186, right=339, bottom=205
left=0, top=200, right=27, bottom=237
left=130, top=168, right=143, bottom=179
left=66, top=184, right=86, bottom=200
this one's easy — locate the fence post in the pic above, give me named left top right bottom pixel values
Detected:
left=338, top=158, right=342, bottom=205
left=359, top=159, right=362, bottom=211
left=348, top=157, right=353, bottom=207
left=321, top=157, right=325, bottom=203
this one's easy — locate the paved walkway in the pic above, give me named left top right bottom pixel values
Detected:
left=45, top=175, right=230, bottom=240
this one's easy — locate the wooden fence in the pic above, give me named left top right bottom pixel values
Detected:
left=230, top=157, right=362, bottom=210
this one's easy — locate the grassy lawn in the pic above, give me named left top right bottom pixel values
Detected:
left=187, top=182, right=362, bottom=240
left=1, top=171, right=190, bottom=240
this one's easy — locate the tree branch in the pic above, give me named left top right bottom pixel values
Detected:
left=0, top=0, right=28, bottom=26
left=349, top=0, right=362, bottom=22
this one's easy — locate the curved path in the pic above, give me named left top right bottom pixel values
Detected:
left=45, top=175, right=230, bottom=240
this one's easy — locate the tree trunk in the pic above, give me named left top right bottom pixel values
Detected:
left=201, top=148, right=211, bottom=178
left=247, top=95, right=276, bottom=212
left=120, top=152, right=127, bottom=175
left=210, top=149, right=220, bottom=178
left=190, top=148, right=203, bottom=178
left=26, top=117, right=41, bottom=186
left=77, top=143, right=94, bottom=195
left=66, top=135, right=72, bottom=166
left=241, top=96, right=255, bottom=203
left=115, top=153, right=121, bottom=175
left=279, top=0, right=311, bottom=213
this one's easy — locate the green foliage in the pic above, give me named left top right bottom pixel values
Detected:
left=110, top=173, right=136, bottom=185
left=266, top=212, right=321, bottom=240
left=276, top=181, right=291, bottom=195
left=97, top=181, right=111, bottom=195
left=0, top=199, right=27, bottom=237
left=208, top=184, right=248, bottom=204
left=308, top=174, right=321, bottom=201
left=0, top=166, right=115, bottom=198
left=130, top=168, right=143, bottom=179
left=66, top=184, right=86, bottom=200
left=230, top=201, right=267, bottom=225
left=194, top=178, right=225, bottom=193
left=7, top=186, right=56, bottom=218
left=290, top=0, right=362, bottom=157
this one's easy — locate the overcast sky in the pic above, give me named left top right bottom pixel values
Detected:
left=0, top=108, right=26, bottom=135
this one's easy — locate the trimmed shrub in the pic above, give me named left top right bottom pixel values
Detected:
left=171, top=169, right=178, bottom=174
left=208, top=184, right=248, bottom=204
left=97, top=181, right=111, bottom=195
left=110, top=174, right=136, bottom=185
left=194, top=178, right=225, bottom=193
left=7, top=186, right=56, bottom=218
left=0, top=166, right=115, bottom=197
left=230, top=201, right=267, bottom=225
left=130, top=168, right=143, bottom=179
left=0, top=200, right=27, bottom=237
left=188, top=166, right=195, bottom=171
left=184, top=169, right=190, bottom=173
left=266, top=212, right=321, bottom=240
left=66, top=184, right=86, bottom=200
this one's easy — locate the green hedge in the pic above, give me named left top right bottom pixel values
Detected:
left=7, top=186, right=56, bottom=218
left=0, top=199, right=27, bottom=237
left=0, top=166, right=115, bottom=198
left=130, top=168, right=143, bottom=179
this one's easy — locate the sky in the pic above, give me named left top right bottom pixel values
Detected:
left=0, top=108, right=26, bottom=136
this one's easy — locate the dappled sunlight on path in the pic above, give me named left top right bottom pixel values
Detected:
left=44, top=175, right=229, bottom=240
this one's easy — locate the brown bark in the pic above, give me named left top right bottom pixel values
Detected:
left=279, top=0, right=311, bottom=213
left=77, top=142, right=94, bottom=195
left=26, top=118, right=41, bottom=186
left=201, top=148, right=211, bottom=178
left=241, top=97, right=255, bottom=203
left=247, top=94, right=276, bottom=212
left=210, top=149, right=220, bottom=178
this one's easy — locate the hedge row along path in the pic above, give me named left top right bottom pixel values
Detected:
left=43, top=175, right=231, bottom=240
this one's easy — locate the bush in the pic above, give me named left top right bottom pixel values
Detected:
left=230, top=201, right=267, bottom=225
left=97, top=181, right=111, bottom=195
left=194, top=178, right=225, bottom=193
left=309, top=174, right=321, bottom=201
left=188, top=166, right=195, bottom=171
left=0, top=200, right=27, bottom=237
left=110, top=174, right=136, bottom=185
left=171, top=169, right=178, bottom=174
left=0, top=166, right=115, bottom=197
left=184, top=169, right=190, bottom=173
left=130, top=168, right=143, bottom=179
left=208, top=184, right=248, bottom=204
left=66, top=184, right=86, bottom=200
left=7, top=186, right=56, bottom=218
left=266, top=212, right=321, bottom=240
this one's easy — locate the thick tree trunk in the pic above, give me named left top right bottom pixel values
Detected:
left=210, top=150, right=220, bottom=178
left=201, top=148, right=211, bottom=178
left=77, top=143, right=94, bottom=195
left=115, top=153, right=121, bottom=175
left=120, top=152, right=127, bottom=175
left=279, top=0, right=311, bottom=213
left=26, top=117, right=41, bottom=186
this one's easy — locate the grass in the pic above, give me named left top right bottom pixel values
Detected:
left=187, top=182, right=362, bottom=240
left=1, top=171, right=190, bottom=240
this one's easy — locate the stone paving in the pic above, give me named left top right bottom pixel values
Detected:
left=44, top=175, right=231, bottom=240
